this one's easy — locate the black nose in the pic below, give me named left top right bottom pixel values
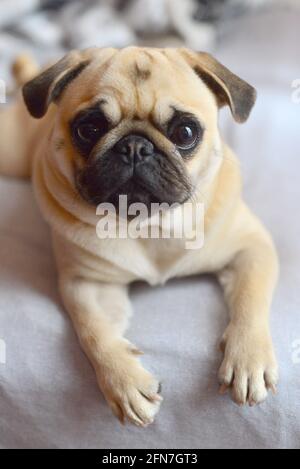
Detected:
left=114, top=134, right=155, bottom=165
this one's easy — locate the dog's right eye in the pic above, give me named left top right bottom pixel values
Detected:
left=72, top=111, right=109, bottom=154
left=76, top=123, right=102, bottom=144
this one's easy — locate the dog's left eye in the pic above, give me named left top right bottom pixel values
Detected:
left=168, top=116, right=202, bottom=152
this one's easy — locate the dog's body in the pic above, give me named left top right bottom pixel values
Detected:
left=0, top=47, right=279, bottom=426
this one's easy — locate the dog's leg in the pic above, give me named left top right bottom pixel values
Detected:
left=217, top=229, right=279, bottom=407
left=59, top=275, right=162, bottom=426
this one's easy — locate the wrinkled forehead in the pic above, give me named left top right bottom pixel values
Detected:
left=60, top=47, right=217, bottom=124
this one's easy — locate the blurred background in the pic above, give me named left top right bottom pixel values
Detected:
left=0, top=0, right=299, bottom=81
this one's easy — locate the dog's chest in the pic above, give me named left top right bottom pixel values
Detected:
left=105, top=237, right=209, bottom=286
left=140, top=238, right=187, bottom=280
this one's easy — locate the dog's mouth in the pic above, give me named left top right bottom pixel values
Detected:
left=75, top=134, right=194, bottom=213
left=106, top=178, right=162, bottom=208
left=76, top=171, right=191, bottom=213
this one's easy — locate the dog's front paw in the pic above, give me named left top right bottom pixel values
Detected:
left=97, top=340, right=162, bottom=427
left=218, top=325, right=278, bottom=407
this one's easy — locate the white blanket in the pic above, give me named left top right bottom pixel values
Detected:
left=0, top=7, right=300, bottom=449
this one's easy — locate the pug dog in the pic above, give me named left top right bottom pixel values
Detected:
left=0, top=47, right=279, bottom=427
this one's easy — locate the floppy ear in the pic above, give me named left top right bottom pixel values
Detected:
left=180, top=49, right=257, bottom=123
left=22, top=50, right=91, bottom=119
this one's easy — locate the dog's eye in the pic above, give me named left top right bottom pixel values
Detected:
left=169, top=122, right=199, bottom=150
left=72, top=111, right=109, bottom=153
left=76, top=124, right=102, bottom=144
left=168, top=116, right=203, bottom=152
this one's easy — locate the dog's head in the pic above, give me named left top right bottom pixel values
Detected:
left=23, top=47, right=256, bottom=209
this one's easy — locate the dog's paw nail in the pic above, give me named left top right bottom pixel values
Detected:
left=154, top=394, right=163, bottom=402
left=111, top=402, right=125, bottom=425
left=219, top=341, right=226, bottom=353
left=219, top=384, right=229, bottom=395
left=130, top=346, right=144, bottom=356
left=268, top=384, right=277, bottom=395
left=141, top=392, right=163, bottom=403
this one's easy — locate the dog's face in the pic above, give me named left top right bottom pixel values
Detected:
left=23, top=47, right=256, bottom=209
